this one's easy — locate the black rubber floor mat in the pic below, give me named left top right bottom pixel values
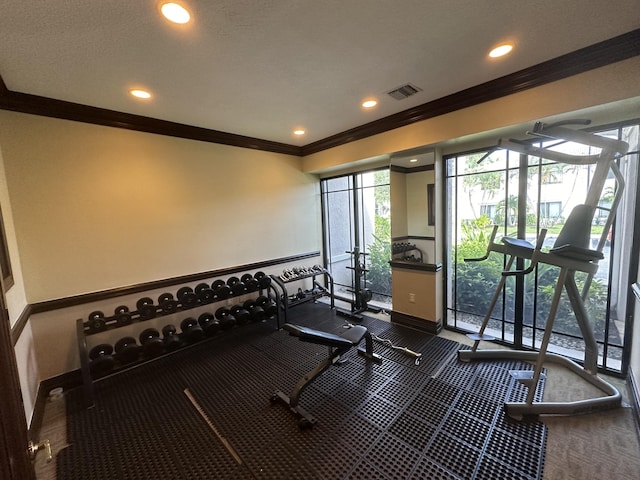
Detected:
left=59, top=303, right=546, bottom=479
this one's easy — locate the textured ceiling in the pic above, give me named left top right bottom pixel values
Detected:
left=0, top=1, right=638, bottom=146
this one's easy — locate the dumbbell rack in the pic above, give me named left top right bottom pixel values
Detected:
left=392, top=242, right=423, bottom=262
left=77, top=274, right=280, bottom=408
left=270, top=268, right=335, bottom=324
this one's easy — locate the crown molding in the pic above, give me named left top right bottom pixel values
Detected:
left=301, top=29, right=640, bottom=155
left=0, top=90, right=303, bottom=156
left=1, top=29, right=638, bottom=157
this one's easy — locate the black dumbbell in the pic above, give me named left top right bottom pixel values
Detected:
left=114, top=337, right=141, bottom=365
left=241, top=274, right=259, bottom=293
left=136, top=297, right=157, bottom=320
left=227, top=277, right=245, bottom=296
left=198, top=312, right=220, bottom=336
left=254, top=271, right=272, bottom=289
left=215, top=307, right=236, bottom=330
left=89, top=344, right=115, bottom=376
left=180, top=317, right=204, bottom=343
left=139, top=328, right=164, bottom=358
left=230, top=304, right=251, bottom=325
left=195, top=283, right=215, bottom=304
left=212, top=280, right=231, bottom=300
left=177, top=287, right=198, bottom=307
left=87, top=311, right=107, bottom=333
left=162, top=325, right=182, bottom=351
left=158, top=292, right=179, bottom=313
left=255, top=295, right=277, bottom=316
left=114, top=306, right=132, bottom=326
left=243, top=299, right=266, bottom=322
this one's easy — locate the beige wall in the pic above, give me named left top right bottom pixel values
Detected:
left=0, top=111, right=321, bottom=303
left=0, top=112, right=322, bottom=409
left=391, top=267, right=441, bottom=324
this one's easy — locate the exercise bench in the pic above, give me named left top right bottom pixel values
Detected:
left=270, top=323, right=382, bottom=428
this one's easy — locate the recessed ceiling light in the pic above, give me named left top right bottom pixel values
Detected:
left=161, top=3, right=191, bottom=24
left=409, top=158, right=418, bottom=163
left=489, top=44, right=513, bottom=58
left=293, top=129, right=305, bottom=136
left=130, top=89, right=152, bottom=99
left=362, top=99, right=378, bottom=108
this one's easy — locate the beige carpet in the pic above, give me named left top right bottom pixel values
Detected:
left=542, top=366, right=640, bottom=480
left=441, top=330, right=640, bottom=480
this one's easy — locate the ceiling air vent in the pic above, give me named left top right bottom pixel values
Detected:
left=386, top=83, right=422, bottom=100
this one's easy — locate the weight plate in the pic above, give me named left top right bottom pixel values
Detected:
left=142, top=339, right=164, bottom=358
left=254, top=271, right=266, bottom=280
left=158, top=292, right=174, bottom=304
left=241, top=273, right=253, bottom=284
left=89, top=317, right=106, bottom=333
left=160, top=299, right=179, bottom=313
left=255, top=296, right=269, bottom=307
left=198, top=312, right=215, bottom=325
left=231, top=282, right=245, bottom=296
left=219, top=313, right=236, bottom=330
left=197, top=288, right=215, bottom=304
left=164, top=336, right=182, bottom=352
left=162, top=324, right=177, bottom=337
left=180, top=292, right=198, bottom=306
left=90, top=356, right=116, bottom=376
left=176, top=286, right=194, bottom=300
left=226, top=276, right=240, bottom=286
left=89, top=343, right=113, bottom=359
left=138, top=304, right=157, bottom=320
left=258, top=276, right=272, bottom=289
left=234, top=307, right=250, bottom=325
left=115, top=336, right=137, bottom=352
left=211, top=279, right=225, bottom=290
left=264, top=301, right=277, bottom=316
left=202, top=318, right=220, bottom=336
left=250, top=305, right=266, bottom=322
left=214, top=285, right=231, bottom=300
left=136, top=297, right=154, bottom=311
left=180, top=317, right=198, bottom=331
left=116, top=312, right=133, bottom=326
left=243, top=299, right=255, bottom=309
left=180, top=318, right=204, bottom=343
left=244, top=278, right=259, bottom=292
left=88, top=310, right=104, bottom=321
left=195, top=283, right=210, bottom=294
left=360, top=289, right=373, bottom=304
left=116, top=344, right=141, bottom=364
left=139, top=328, right=160, bottom=343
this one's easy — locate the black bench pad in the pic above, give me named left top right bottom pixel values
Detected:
left=283, top=323, right=366, bottom=349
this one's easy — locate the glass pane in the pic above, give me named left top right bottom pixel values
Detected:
left=446, top=150, right=516, bottom=343
left=362, top=180, right=391, bottom=302
left=324, top=189, right=354, bottom=290
left=324, top=175, right=352, bottom=193
left=322, top=170, right=391, bottom=310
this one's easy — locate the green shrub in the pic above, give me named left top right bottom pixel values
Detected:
left=367, top=216, right=392, bottom=296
